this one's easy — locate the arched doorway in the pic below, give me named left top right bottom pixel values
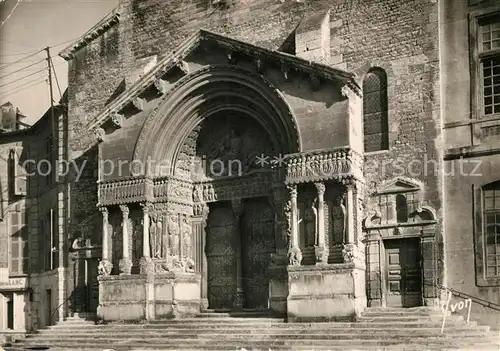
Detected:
left=133, top=66, right=301, bottom=312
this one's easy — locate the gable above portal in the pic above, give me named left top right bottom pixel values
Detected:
left=87, top=29, right=360, bottom=132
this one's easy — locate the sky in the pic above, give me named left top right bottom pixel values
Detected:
left=0, top=0, right=118, bottom=124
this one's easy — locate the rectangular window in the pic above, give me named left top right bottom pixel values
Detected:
left=9, top=209, right=28, bottom=276
left=478, top=15, right=500, bottom=117
left=484, top=186, right=500, bottom=277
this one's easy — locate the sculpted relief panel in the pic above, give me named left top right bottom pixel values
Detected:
left=176, top=112, right=276, bottom=181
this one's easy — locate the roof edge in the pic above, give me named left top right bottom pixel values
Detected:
left=59, top=7, right=120, bottom=60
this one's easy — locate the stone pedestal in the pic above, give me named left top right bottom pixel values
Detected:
left=97, top=272, right=201, bottom=322
left=286, top=263, right=366, bottom=322
left=268, top=262, right=288, bottom=316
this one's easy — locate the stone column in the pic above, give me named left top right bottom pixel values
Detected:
left=118, top=205, right=132, bottom=275
left=99, top=207, right=112, bottom=275
left=388, top=195, right=397, bottom=224
left=421, top=229, right=438, bottom=306
left=366, top=231, right=382, bottom=307
left=314, top=182, right=328, bottom=264
left=346, top=185, right=355, bottom=244
left=193, top=203, right=209, bottom=309
left=287, top=185, right=302, bottom=266
left=139, top=203, right=153, bottom=274
left=231, top=199, right=244, bottom=310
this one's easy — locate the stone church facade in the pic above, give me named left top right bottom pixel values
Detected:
left=1, top=0, right=500, bottom=336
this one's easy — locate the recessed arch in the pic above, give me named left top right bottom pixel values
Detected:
left=133, top=65, right=302, bottom=175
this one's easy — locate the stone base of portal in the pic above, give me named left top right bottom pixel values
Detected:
left=286, top=263, right=367, bottom=322
left=97, top=272, right=201, bottom=322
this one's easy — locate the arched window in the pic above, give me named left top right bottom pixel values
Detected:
left=483, top=181, right=500, bottom=277
left=396, top=194, right=408, bottom=223
left=363, top=68, right=389, bottom=152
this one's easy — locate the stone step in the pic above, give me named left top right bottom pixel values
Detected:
left=15, top=336, right=500, bottom=349
left=6, top=346, right=500, bottom=351
left=33, top=325, right=492, bottom=336
left=19, top=333, right=500, bottom=344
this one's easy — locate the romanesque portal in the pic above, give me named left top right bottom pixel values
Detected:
left=95, top=65, right=368, bottom=322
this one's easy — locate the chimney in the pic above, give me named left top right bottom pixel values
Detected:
left=16, top=109, right=28, bottom=130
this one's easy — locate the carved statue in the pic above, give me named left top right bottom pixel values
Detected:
left=208, top=187, right=215, bottom=201
left=168, top=213, right=180, bottom=257
left=181, top=215, right=193, bottom=260
left=97, top=259, right=112, bottom=276
left=304, top=198, right=317, bottom=247
left=332, top=194, right=346, bottom=244
left=150, top=217, right=163, bottom=259
left=154, top=259, right=170, bottom=273
left=288, top=246, right=302, bottom=266
left=342, top=244, right=354, bottom=263
left=193, top=184, right=202, bottom=202
left=150, top=219, right=159, bottom=258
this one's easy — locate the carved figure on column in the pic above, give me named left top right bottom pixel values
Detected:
left=332, top=194, right=347, bottom=244
left=304, top=198, right=317, bottom=247
left=284, top=200, right=292, bottom=250
left=167, top=212, right=180, bottom=258
left=150, top=215, right=164, bottom=259
left=181, top=214, right=195, bottom=272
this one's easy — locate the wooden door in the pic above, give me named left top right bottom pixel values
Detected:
left=241, top=198, right=274, bottom=310
left=384, top=238, right=422, bottom=307
left=205, top=205, right=237, bottom=310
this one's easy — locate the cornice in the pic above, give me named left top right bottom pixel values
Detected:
left=59, top=9, right=120, bottom=60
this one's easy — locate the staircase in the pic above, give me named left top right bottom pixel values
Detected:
left=3, top=308, right=499, bottom=350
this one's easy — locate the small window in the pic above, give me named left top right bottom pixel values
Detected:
left=363, top=68, right=389, bottom=152
left=396, top=194, right=408, bottom=223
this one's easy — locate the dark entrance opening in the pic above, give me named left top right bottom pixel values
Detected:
left=7, top=294, right=14, bottom=329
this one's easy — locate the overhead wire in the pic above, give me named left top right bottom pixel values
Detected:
left=2, top=80, right=47, bottom=99
left=0, top=59, right=46, bottom=80
left=0, top=75, right=47, bottom=93
left=0, top=50, right=45, bottom=69
left=0, top=68, right=47, bottom=89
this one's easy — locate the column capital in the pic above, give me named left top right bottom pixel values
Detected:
left=99, top=206, right=108, bottom=215
left=287, top=184, right=297, bottom=198
left=315, top=182, right=326, bottom=196
left=119, top=204, right=130, bottom=217
left=140, top=202, right=153, bottom=213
